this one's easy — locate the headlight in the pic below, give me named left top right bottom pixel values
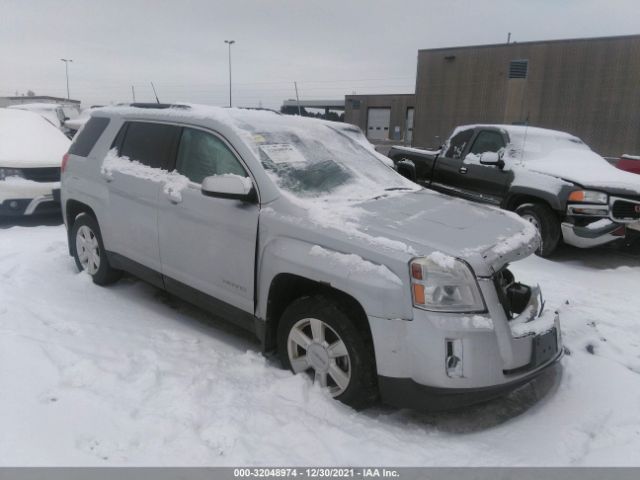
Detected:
left=0, top=168, right=24, bottom=180
left=410, top=255, right=485, bottom=313
left=568, top=190, right=608, bottom=204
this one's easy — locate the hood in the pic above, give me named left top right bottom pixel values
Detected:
left=355, top=189, right=539, bottom=276
left=0, top=108, right=70, bottom=168
left=524, top=149, right=640, bottom=196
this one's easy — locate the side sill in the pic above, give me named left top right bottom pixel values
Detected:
left=105, top=251, right=263, bottom=341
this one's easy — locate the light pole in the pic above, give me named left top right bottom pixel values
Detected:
left=60, top=58, right=73, bottom=100
left=224, top=40, right=235, bottom=107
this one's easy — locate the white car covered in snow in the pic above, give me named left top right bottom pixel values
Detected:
left=8, top=102, right=78, bottom=137
left=0, top=108, right=70, bottom=216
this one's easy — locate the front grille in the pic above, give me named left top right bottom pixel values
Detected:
left=21, top=167, right=61, bottom=183
left=612, top=199, right=640, bottom=220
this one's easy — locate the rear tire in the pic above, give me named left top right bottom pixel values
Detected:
left=515, top=203, right=561, bottom=257
left=277, top=295, right=378, bottom=410
left=71, top=213, right=122, bottom=285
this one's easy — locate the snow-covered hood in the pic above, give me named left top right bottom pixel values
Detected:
left=356, top=189, right=539, bottom=276
left=0, top=109, right=70, bottom=168
left=522, top=149, right=640, bottom=196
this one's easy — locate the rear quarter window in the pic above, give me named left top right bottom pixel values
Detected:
left=68, top=117, right=111, bottom=157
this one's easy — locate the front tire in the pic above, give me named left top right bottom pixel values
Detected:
left=71, top=213, right=122, bottom=285
left=515, top=203, right=561, bottom=257
left=277, top=295, right=378, bottom=409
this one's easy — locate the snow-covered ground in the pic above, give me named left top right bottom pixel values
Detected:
left=1, top=220, right=639, bottom=466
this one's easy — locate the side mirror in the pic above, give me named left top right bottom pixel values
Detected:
left=479, top=151, right=505, bottom=169
left=201, top=175, right=257, bottom=202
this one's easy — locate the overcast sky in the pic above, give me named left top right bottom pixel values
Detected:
left=1, top=0, right=638, bottom=109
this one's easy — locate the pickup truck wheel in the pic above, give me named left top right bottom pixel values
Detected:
left=515, top=203, right=561, bottom=257
left=71, top=213, right=122, bottom=285
left=277, top=295, right=378, bottom=409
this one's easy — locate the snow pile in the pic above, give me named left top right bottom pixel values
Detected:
left=309, top=246, right=402, bottom=285
left=269, top=189, right=417, bottom=255
left=0, top=108, right=70, bottom=167
left=463, top=315, right=494, bottom=330
left=101, top=149, right=190, bottom=200
left=510, top=306, right=557, bottom=338
left=2, top=224, right=640, bottom=465
left=517, top=149, right=640, bottom=193
left=427, top=251, right=458, bottom=269
left=489, top=213, right=539, bottom=256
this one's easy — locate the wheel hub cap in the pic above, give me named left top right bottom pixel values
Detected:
left=286, top=317, right=351, bottom=397
left=307, top=343, right=330, bottom=372
left=75, top=225, right=100, bottom=275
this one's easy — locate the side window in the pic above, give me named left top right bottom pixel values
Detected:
left=119, top=122, right=180, bottom=169
left=469, top=130, right=506, bottom=155
left=175, top=128, right=247, bottom=184
left=68, top=117, right=110, bottom=157
left=444, top=129, right=474, bottom=159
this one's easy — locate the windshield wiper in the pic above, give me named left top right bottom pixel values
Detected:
left=384, top=187, right=414, bottom=191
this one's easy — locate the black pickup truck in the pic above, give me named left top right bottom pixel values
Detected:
left=388, top=124, right=640, bottom=256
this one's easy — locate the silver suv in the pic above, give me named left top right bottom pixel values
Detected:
left=61, top=104, right=562, bottom=410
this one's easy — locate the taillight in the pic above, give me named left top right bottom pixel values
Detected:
left=61, top=153, right=70, bottom=173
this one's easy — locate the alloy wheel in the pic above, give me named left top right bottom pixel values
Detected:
left=287, top=317, right=351, bottom=396
left=75, top=225, right=101, bottom=275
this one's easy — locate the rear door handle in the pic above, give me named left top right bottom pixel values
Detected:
left=459, top=167, right=468, bottom=174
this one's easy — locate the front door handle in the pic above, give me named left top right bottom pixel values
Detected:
left=459, top=167, right=468, bottom=174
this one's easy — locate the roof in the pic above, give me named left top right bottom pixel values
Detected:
left=7, top=103, right=64, bottom=111
left=418, top=33, right=640, bottom=53
left=1, top=95, right=81, bottom=104
left=454, top=123, right=580, bottom=140
left=281, top=99, right=345, bottom=109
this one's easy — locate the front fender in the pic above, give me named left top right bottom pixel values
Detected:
left=256, top=237, right=412, bottom=321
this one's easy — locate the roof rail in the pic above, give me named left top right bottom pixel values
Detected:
left=129, top=103, right=191, bottom=110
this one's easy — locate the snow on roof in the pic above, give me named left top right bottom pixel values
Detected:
left=454, top=123, right=580, bottom=140
left=8, top=103, right=64, bottom=111
left=0, top=108, right=70, bottom=167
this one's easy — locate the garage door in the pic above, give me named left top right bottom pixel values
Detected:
left=367, top=108, right=390, bottom=141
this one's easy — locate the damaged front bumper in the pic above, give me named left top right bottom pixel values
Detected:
left=561, top=220, right=629, bottom=248
left=563, top=197, right=640, bottom=248
left=371, top=279, right=563, bottom=411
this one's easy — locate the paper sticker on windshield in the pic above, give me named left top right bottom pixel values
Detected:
left=260, top=144, right=307, bottom=165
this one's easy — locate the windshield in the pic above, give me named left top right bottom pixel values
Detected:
left=234, top=116, right=415, bottom=200
left=506, top=130, right=590, bottom=161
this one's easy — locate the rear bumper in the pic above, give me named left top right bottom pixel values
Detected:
left=379, top=348, right=563, bottom=411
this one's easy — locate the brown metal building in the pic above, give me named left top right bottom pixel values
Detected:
left=412, top=34, right=640, bottom=156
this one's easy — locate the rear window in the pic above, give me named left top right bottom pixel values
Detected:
left=68, top=117, right=110, bottom=157
left=117, top=121, right=180, bottom=169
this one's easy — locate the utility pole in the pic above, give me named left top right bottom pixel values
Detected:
left=294, top=81, right=302, bottom=116
left=224, top=40, right=235, bottom=107
left=60, top=58, right=73, bottom=100
left=507, top=32, right=512, bottom=44
left=131, top=85, right=136, bottom=103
